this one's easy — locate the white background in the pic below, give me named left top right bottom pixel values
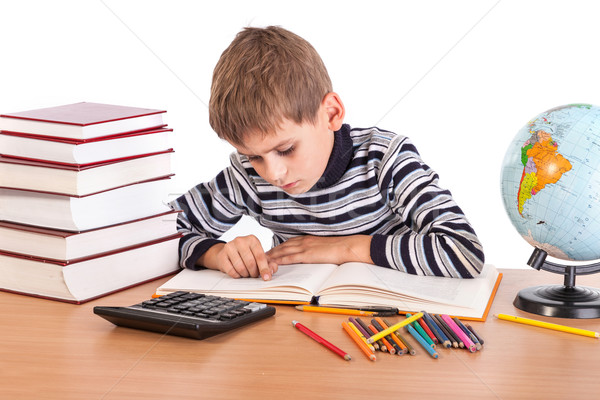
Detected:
left=2, top=0, right=599, bottom=271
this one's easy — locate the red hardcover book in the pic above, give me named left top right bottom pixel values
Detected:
left=0, top=102, right=166, bottom=140
left=0, top=176, right=173, bottom=231
left=0, top=127, right=172, bottom=165
left=0, top=233, right=182, bottom=304
left=0, top=210, right=180, bottom=260
left=0, top=150, right=173, bottom=196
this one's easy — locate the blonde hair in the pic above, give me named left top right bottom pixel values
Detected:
left=209, top=26, right=333, bottom=145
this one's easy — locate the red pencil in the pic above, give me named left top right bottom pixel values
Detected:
left=417, top=316, right=438, bottom=344
left=292, top=321, right=352, bottom=361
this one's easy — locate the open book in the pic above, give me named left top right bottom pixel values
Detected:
left=157, top=263, right=502, bottom=321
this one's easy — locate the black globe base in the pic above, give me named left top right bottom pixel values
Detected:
left=513, top=248, right=600, bottom=319
left=514, top=284, right=600, bottom=318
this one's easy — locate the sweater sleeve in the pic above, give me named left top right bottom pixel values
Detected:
left=369, top=136, right=485, bottom=278
left=168, top=162, right=249, bottom=270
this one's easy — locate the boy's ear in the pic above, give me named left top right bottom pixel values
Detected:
left=322, top=92, right=345, bottom=131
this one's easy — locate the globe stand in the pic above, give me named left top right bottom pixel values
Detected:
left=514, top=248, right=600, bottom=318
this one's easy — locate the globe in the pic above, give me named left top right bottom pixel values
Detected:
left=501, top=103, right=600, bottom=262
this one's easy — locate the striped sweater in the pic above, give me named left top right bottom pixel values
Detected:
left=169, top=124, right=485, bottom=278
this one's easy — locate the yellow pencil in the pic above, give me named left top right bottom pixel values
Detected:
left=375, top=317, right=408, bottom=354
left=496, top=313, right=600, bottom=339
left=348, top=322, right=376, bottom=352
left=295, top=305, right=376, bottom=316
left=367, top=312, right=423, bottom=344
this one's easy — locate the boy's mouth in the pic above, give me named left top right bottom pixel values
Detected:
left=280, top=181, right=299, bottom=190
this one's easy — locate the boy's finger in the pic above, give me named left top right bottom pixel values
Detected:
left=250, top=243, right=272, bottom=280
left=239, top=248, right=260, bottom=278
left=255, top=252, right=272, bottom=281
left=269, top=261, right=279, bottom=277
left=221, top=261, right=241, bottom=279
left=226, top=248, right=250, bottom=278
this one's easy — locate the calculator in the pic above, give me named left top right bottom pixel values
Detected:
left=94, top=291, right=276, bottom=340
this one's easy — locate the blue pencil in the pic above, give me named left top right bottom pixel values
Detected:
left=423, top=311, right=451, bottom=348
left=406, top=324, right=439, bottom=359
left=407, top=313, right=435, bottom=348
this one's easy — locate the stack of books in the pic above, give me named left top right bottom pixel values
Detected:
left=0, top=102, right=181, bottom=303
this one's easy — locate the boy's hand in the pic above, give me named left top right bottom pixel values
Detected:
left=198, top=235, right=278, bottom=281
left=266, top=235, right=373, bottom=266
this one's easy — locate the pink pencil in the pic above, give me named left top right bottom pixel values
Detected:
left=441, top=315, right=477, bottom=352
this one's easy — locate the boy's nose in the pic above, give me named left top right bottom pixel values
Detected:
left=263, top=158, right=287, bottom=185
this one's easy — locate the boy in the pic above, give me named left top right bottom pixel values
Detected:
left=169, top=26, right=484, bottom=281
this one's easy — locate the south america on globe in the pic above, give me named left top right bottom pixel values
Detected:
left=501, top=104, right=600, bottom=262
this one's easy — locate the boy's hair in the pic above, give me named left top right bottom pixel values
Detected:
left=209, top=26, right=333, bottom=145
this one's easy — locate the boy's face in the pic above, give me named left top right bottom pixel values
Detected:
left=231, top=106, right=335, bottom=195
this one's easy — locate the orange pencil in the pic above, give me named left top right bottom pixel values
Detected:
left=368, top=324, right=395, bottom=355
left=366, top=324, right=388, bottom=352
left=383, top=318, right=416, bottom=355
left=342, top=322, right=376, bottom=361
left=295, top=305, right=376, bottom=316
left=375, top=317, right=408, bottom=354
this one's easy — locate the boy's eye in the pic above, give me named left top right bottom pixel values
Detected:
left=243, top=145, right=294, bottom=162
left=277, top=146, right=295, bottom=157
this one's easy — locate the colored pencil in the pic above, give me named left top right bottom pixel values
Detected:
left=441, top=315, right=477, bottom=352
left=383, top=318, right=416, bottom=355
left=417, top=316, right=438, bottom=343
left=295, top=305, right=376, bottom=316
left=395, top=331, right=414, bottom=354
left=292, top=321, right=352, bottom=361
left=407, top=313, right=435, bottom=348
left=423, top=312, right=451, bottom=348
left=367, top=312, right=423, bottom=344
left=368, top=324, right=389, bottom=353
left=375, top=328, right=396, bottom=355
left=496, top=313, right=600, bottom=339
left=347, top=320, right=376, bottom=352
left=342, top=322, right=376, bottom=361
left=454, top=317, right=482, bottom=351
left=395, top=331, right=416, bottom=355
left=433, top=314, right=460, bottom=348
left=371, top=319, right=401, bottom=355
left=354, top=318, right=380, bottom=351
left=421, top=312, right=443, bottom=344
left=348, top=317, right=368, bottom=337
left=406, top=324, right=439, bottom=359
left=375, top=317, right=407, bottom=354
left=466, top=323, right=485, bottom=345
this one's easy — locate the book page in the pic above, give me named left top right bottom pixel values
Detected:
left=157, top=263, right=339, bottom=302
left=316, top=263, right=499, bottom=316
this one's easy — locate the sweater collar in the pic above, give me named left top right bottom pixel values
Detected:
left=315, top=124, right=353, bottom=189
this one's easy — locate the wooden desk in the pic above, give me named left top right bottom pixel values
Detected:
left=2, top=268, right=600, bottom=399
